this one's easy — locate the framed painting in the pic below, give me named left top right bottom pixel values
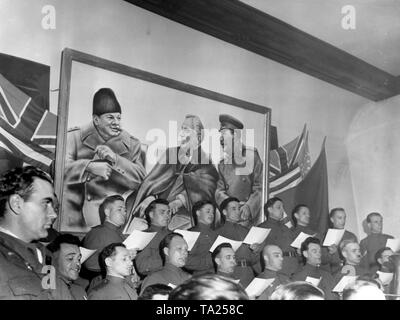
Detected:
left=54, top=48, right=271, bottom=234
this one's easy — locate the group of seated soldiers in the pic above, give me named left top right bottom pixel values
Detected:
left=0, top=166, right=396, bottom=300
left=48, top=195, right=396, bottom=300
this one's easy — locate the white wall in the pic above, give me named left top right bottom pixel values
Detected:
left=347, top=94, right=400, bottom=238
left=0, top=0, right=368, bottom=236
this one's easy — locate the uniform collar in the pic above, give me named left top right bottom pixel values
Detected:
left=164, top=262, right=183, bottom=274
left=0, top=226, right=21, bottom=240
left=103, top=221, right=121, bottom=231
left=148, top=225, right=168, bottom=233
left=217, top=270, right=234, bottom=278
left=193, top=223, right=213, bottom=232
left=106, top=275, right=126, bottom=284
left=260, top=268, right=278, bottom=278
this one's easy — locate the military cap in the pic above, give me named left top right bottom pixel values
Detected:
left=93, top=88, right=121, bottom=116
left=219, top=114, right=244, bottom=131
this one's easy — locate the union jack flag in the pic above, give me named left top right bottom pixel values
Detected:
left=0, top=73, right=56, bottom=172
left=268, top=125, right=312, bottom=227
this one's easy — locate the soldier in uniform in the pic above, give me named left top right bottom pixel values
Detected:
left=47, top=234, right=88, bottom=300
left=321, top=208, right=358, bottom=274
left=360, top=212, right=393, bottom=271
left=256, top=245, right=290, bottom=300
left=216, top=197, right=262, bottom=279
left=292, top=237, right=336, bottom=300
left=134, top=199, right=172, bottom=277
left=215, top=114, right=263, bottom=228
left=81, top=195, right=128, bottom=281
left=212, top=243, right=254, bottom=288
left=63, top=88, right=146, bottom=231
left=0, top=166, right=58, bottom=299
left=88, top=243, right=138, bottom=300
left=258, top=197, right=299, bottom=277
left=185, top=200, right=218, bottom=275
left=334, top=240, right=371, bottom=285
left=140, top=233, right=191, bottom=294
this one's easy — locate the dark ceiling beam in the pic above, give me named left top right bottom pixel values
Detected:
left=124, top=0, right=400, bottom=101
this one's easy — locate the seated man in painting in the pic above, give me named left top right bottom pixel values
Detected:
left=124, top=114, right=219, bottom=231
left=63, top=88, right=146, bottom=231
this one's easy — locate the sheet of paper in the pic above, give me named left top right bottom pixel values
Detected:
left=332, top=275, right=358, bottom=292
left=305, top=276, right=321, bottom=287
left=209, top=235, right=242, bottom=253
left=167, top=283, right=177, bottom=289
left=123, top=230, right=157, bottom=251
left=245, top=278, right=275, bottom=298
left=175, top=229, right=201, bottom=251
left=291, top=232, right=316, bottom=249
left=386, top=238, right=400, bottom=252
left=242, top=227, right=271, bottom=245
left=322, top=229, right=345, bottom=246
left=377, top=271, right=394, bottom=286
left=80, top=247, right=97, bottom=263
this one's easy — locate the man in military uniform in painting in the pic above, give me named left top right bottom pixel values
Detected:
left=215, top=114, right=263, bottom=228
left=63, top=88, right=146, bottom=231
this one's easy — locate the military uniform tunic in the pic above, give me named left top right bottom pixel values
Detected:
left=140, top=263, right=190, bottom=295
left=88, top=275, right=138, bottom=300
left=360, top=233, right=394, bottom=270
left=256, top=269, right=290, bottom=300
left=258, top=218, right=299, bottom=277
left=135, top=225, right=171, bottom=277
left=292, top=263, right=336, bottom=300
left=185, top=223, right=218, bottom=275
left=82, top=221, right=125, bottom=272
left=0, top=230, right=52, bottom=299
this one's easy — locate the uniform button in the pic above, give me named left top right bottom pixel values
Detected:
left=87, top=177, right=91, bottom=182
left=87, top=195, right=92, bottom=201
left=242, top=177, right=247, bottom=182
left=226, top=184, right=229, bottom=190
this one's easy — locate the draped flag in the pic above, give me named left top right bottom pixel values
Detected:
left=268, top=128, right=329, bottom=235
left=268, top=125, right=311, bottom=228
left=0, top=73, right=56, bottom=173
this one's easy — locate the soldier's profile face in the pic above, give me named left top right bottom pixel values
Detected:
left=343, top=243, right=361, bottom=265
left=107, top=246, right=133, bottom=277
left=331, top=210, right=346, bottom=229
left=379, top=249, right=394, bottom=265
left=93, top=112, right=121, bottom=140
left=19, top=178, right=57, bottom=242
left=56, top=243, right=82, bottom=281
left=224, top=201, right=241, bottom=223
left=305, top=243, right=321, bottom=266
left=217, top=247, right=236, bottom=273
left=295, top=206, right=310, bottom=226
left=268, top=200, right=284, bottom=221
left=369, top=215, right=383, bottom=234
left=107, top=200, right=127, bottom=227
left=166, top=236, right=188, bottom=268
left=196, top=203, right=214, bottom=226
left=265, top=246, right=283, bottom=271
left=150, top=204, right=171, bottom=227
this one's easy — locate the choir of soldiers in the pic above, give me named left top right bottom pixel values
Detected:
left=0, top=164, right=398, bottom=300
